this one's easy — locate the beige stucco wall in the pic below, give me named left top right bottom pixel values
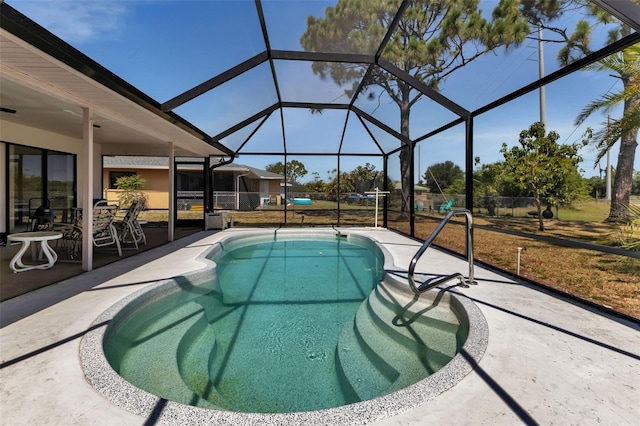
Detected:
left=101, top=167, right=284, bottom=210
left=104, top=189, right=169, bottom=209
left=102, top=168, right=169, bottom=191
left=103, top=168, right=169, bottom=209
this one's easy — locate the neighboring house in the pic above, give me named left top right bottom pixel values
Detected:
left=103, top=156, right=285, bottom=211
left=393, top=182, right=430, bottom=200
left=392, top=182, right=433, bottom=211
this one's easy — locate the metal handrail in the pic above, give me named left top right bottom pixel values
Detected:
left=408, top=209, right=476, bottom=293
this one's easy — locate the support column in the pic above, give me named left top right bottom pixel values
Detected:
left=409, top=142, right=415, bottom=237
left=168, top=142, right=175, bottom=242
left=0, top=143, right=6, bottom=238
left=465, top=116, right=474, bottom=212
left=383, top=155, right=388, bottom=228
left=82, top=108, right=94, bottom=271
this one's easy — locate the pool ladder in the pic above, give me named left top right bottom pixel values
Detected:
left=408, top=209, right=476, bottom=293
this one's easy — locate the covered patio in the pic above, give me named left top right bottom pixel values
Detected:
left=0, top=225, right=202, bottom=301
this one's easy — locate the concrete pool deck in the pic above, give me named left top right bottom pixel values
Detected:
left=1, top=228, right=638, bottom=425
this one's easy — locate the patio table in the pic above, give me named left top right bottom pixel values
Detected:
left=6, top=231, right=62, bottom=273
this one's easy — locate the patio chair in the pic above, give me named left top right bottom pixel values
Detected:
left=115, top=197, right=146, bottom=249
left=53, top=222, right=83, bottom=259
left=54, top=201, right=122, bottom=258
left=92, top=202, right=122, bottom=256
left=439, top=199, right=454, bottom=214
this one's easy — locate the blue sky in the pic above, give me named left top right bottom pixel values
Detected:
left=9, top=0, right=638, bottom=183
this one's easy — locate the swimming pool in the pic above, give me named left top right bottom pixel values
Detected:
left=81, top=228, right=488, bottom=425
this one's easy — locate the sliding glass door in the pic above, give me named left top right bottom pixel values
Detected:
left=47, top=152, right=75, bottom=223
left=7, top=144, right=76, bottom=233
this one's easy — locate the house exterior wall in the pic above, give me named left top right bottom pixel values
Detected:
left=102, top=167, right=169, bottom=209
left=243, top=178, right=280, bottom=194
left=104, top=189, right=169, bottom=209
left=101, top=166, right=284, bottom=210
left=102, top=168, right=168, bottom=191
left=267, top=180, right=280, bottom=193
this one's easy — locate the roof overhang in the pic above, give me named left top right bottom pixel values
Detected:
left=0, top=8, right=233, bottom=158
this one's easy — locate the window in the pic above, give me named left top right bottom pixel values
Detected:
left=213, top=171, right=234, bottom=191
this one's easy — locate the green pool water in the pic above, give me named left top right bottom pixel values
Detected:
left=103, top=235, right=462, bottom=413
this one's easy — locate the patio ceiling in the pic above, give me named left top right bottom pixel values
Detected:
left=0, top=0, right=639, bottom=160
left=0, top=8, right=232, bottom=158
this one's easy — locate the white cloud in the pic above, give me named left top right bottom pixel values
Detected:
left=10, top=0, right=128, bottom=44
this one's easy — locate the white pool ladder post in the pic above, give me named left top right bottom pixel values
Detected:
left=408, top=209, right=477, bottom=293
left=364, top=187, right=390, bottom=228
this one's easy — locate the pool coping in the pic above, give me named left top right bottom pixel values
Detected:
left=79, top=228, right=489, bottom=426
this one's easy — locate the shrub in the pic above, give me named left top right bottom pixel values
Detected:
left=114, top=175, right=146, bottom=209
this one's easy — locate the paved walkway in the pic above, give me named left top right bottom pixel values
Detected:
left=1, top=229, right=638, bottom=425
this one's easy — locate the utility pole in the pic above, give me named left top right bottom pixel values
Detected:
left=538, top=25, right=546, bottom=127
left=606, top=115, right=612, bottom=200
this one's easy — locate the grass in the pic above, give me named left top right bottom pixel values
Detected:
left=138, top=200, right=639, bottom=319
left=479, top=199, right=611, bottom=222
left=398, top=213, right=639, bottom=319
left=553, top=199, right=611, bottom=221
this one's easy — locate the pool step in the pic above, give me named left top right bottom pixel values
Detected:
left=358, top=299, right=438, bottom=392
left=176, top=295, right=238, bottom=410
left=113, top=302, right=218, bottom=409
left=368, top=286, right=461, bottom=372
left=177, top=313, right=236, bottom=410
left=364, top=293, right=462, bottom=394
left=336, top=313, right=396, bottom=402
left=337, top=283, right=462, bottom=401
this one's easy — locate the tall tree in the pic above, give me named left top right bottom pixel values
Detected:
left=500, top=122, right=587, bottom=231
left=301, top=0, right=529, bottom=215
left=349, top=163, right=384, bottom=194
left=325, top=168, right=354, bottom=197
left=265, top=160, right=308, bottom=185
left=305, top=172, right=327, bottom=192
left=520, top=0, right=639, bottom=219
left=324, top=163, right=384, bottom=195
left=574, top=43, right=639, bottom=219
left=423, top=160, right=464, bottom=194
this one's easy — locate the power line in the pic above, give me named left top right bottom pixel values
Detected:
left=562, top=78, right=619, bottom=144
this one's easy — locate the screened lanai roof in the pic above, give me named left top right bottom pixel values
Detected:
left=1, top=0, right=640, bottom=160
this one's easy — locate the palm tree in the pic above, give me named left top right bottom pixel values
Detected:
left=575, top=43, right=639, bottom=219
